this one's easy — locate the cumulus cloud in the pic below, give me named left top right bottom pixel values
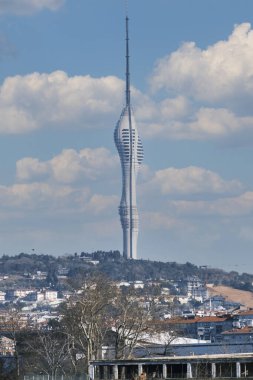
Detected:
left=85, top=194, right=119, bottom=215
left=0, top=181, right=119, bottom=218
left=1, top=24, right=253, bottom=143
left=180, top=108, right=253, bottom=140
left=16, top=158, right=49, bottom=181
left=0, top=148, right=251, bottom=257
left=1, top=64, right=252, bottom=142
left=0, top=182, right=84, bottom=210
left=151, top=23, right=253, bottom=105
left=12, top=147, right=121, bottom=221
left=0, top=71, right=125, bottom=134
left=142, top=23, right=253, bottom=142
left=0, top=0, right=64, bottom=15
left=170, top=192, right=253, bottom=217
left=148, top=166, right=242, bottom=195
left=16, top=147, right=118, bottom=183
left=141, top=107, right=253, bottom=140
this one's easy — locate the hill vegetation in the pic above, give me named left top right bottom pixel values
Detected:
left=0, top=251, right=252, bottom=292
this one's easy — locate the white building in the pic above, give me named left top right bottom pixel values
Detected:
left=0, top=291, right=6, bottom=301
left=44, top=290, right=58, bottom=301
left=0, top=336, right=15, bottom=356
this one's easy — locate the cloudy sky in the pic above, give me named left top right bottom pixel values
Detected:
left=1, top=0, right=253, bottom=272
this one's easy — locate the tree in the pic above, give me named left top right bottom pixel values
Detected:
left=46, top=267, right=58, bottom=287
left=112, top=289, right=154, bottom=359
left=24, top=331, right=70, bottom=379
left=62, top=275, right=116, bottom=373
left=152, top=322, right=179, bottom=356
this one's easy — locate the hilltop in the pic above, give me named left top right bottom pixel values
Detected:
left=0, top=251, right=253, bottom=293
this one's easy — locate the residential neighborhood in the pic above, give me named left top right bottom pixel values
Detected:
left=1, top=254, right=253, bottom=378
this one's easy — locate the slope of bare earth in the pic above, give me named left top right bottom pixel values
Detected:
left=206, top=285, right=253, bottom=308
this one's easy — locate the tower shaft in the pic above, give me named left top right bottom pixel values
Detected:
left=114, top=17, right=143, bottom=259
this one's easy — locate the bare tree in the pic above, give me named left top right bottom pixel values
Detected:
left=156, top=328, right=178, bottom=356
left=25, top=330, right=70, bottom=379
left=113, top=290, right=154, bottom=359
left=62, top=275, right=116, bottom=373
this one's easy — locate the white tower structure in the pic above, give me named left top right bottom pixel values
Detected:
left=114, top=16, right=143, bottom=259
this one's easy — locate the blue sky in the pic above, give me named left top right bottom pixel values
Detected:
left=1, top=0, right=253, bottom=273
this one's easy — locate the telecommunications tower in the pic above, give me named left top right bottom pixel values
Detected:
left=114, top=15, right=144, bottom=259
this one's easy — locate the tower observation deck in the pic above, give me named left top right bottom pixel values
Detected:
left=114, top=16, right=144, bottom=259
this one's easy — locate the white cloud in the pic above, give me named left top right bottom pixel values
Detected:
left=141, top=107, right=253, bottom=140
left=0, top=0, right=64, bottom=15
left=148, top=166, right=242, bottom=195
left=151, top=23, right=253, bottom=105
left=137, top=95, right=192, bottom=139
left=85, top=194, right=119, bottom=215
left=170, top=192, right=253, bottom=217
left=142, top=23, right=253, bottom=142
left=0, top=181, right=118, bottom=217
left=16, top=147, right=118, bottom=183
left=0, top=71, right=124, bottom=134
left=16, top=158, right=49, bottom=181
left=159, top=96, right=190, bottom=120
left=0, top=106, right=37, bottom=133
left=1, top=66, right=252, bottom=142
left=0, top=182, right=83, bottom=209
left=182, top=108, right=253, bottom=139
left=1, top=24, right=253, bottom=143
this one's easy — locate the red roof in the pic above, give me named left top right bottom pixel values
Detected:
left=197, top=316, right=228, bottom=323
left=151, top=315, right=229, bottom=326
left=237, top=310, right=253, bottom=316
left=222, top=327, right=253, bottom=335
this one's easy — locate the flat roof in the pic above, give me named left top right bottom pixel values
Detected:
left=92, top=352, right=253, bottom=366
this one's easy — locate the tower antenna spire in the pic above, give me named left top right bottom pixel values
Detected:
left=125, top=0, right=128, bottom=16
left=125, top=8, right=130, bottom=106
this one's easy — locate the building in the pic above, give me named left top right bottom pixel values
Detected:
left=196, top=316, right=233, bottom=342
left=114, top=16, right=143, bottom=260
left=235, top=310, right=253, bottom=324
left=186, top=276, right=208, bottom=302
left=91, top=353, right=253, bottom=379
left=14, top=289, right=34, bottom=298
left=203, top=295, right=241, bottom=311
left=44, top=290, right=58, bottom=301
left=0, top=291, right=6, bottom=301
left=0, top=336, right=15, bottom=356
left=153, top=315, right=234, bottom=343
left=25, top=290, right=58, bottom=302
left=221, top=327, right=253, bottom=344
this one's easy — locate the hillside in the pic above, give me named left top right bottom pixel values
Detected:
left=1, top=252, right=253, bottom=294
left=207, top=284, right=253, bottom=308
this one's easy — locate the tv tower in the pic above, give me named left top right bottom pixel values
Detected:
left=114, top=15, right=144, bottom=259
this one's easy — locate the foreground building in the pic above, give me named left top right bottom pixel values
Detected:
left=114, top=17, right=143, bottom=259
left=91, top=353, right=253, bottom=379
